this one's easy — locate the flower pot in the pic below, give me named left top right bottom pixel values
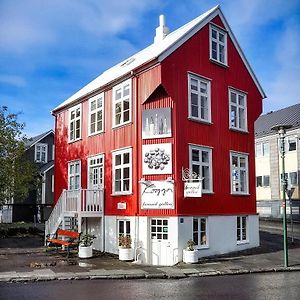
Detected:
left=78, top=245, right=93, bottom=258
left=183, top=249, right=198, bottom=263
left=119, top=247, right=134, bottom=261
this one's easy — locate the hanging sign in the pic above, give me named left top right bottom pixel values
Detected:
left=140, top=180, right=174, bottom=209
left=184, top=182, right=202, bottom=198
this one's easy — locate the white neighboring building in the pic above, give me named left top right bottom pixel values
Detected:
left=255, top=103, right=300, bottom=219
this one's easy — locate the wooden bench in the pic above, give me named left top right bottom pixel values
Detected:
left=46, top=229, right=81, bottom=258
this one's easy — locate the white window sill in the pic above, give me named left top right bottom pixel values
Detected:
left=229, top=127, right=248, bottom=134
left=112, top=121, right=132, bottom=130
left=209, top=58, right=228, bottom=68
left=237, top=240, right=249, bottom=245
left=68, top=138, right=82, bottom=144
left=111, top=192, right=133, bottom=196
left=88, top=131, right=105, bottom=137
left=188, top=117, right=212, bottom=125
left=231, top=193, right=250, bottom=196
left=196, top=245, right=209, bottom=250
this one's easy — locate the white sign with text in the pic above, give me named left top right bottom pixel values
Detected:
left=184, top=182, right=202, bottom=198
left=141, top=180, right=174, bottom=209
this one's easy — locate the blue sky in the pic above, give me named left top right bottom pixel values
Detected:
left=1, top=0, right=300, bottom=137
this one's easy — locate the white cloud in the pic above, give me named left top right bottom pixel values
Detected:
left=0, top=0, right=160, bottom=54
left=0, top=75, right=27, bottom=87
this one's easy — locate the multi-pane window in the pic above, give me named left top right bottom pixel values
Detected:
left=231, top=152, right=249, bottom=194
left=151, top=219, right=168, bottom=240
left=88, top=155, right=104, bottom=189
left=89, top=93, right=104, bottom=135
left=256, top=175, right=270, bottom=187
left=229, top=89, right=247, bottom=131
left=35, top=143, right=47, bottom=163
left=118, top=220, right=130, bottom=246
left=112, top=148, right=132, bottom=194
left=189, top=145, right=212, bottom=193
left=188, top=74, right=211, bottom=122
left=255, top=142, right=270, bottom=157
left=210, top=24, right=227, bottom=65
left=68, top=160, right=81, bottom=190
left=112, top=79, right=131, bottom=127
left=69, top=104, right=81, bottom=142
left=193, top=218, right=208, bottom=247
left=237, top=216, right=247, bottom=243
left=281, top=172, right=298, bottom=188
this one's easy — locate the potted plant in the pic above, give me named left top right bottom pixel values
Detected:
left=118, top=234, right=134, bottom=261
left=183, top=239, right=198, bottom=263
left=78, top=233, right=96, bottom=258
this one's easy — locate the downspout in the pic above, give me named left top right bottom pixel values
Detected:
left=133, top=71, right=140, bottom=262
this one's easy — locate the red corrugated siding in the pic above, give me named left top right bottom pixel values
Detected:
left=161, top=15, right=262, bottom=216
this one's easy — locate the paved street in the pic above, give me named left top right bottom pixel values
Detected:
left=1, top=272, right=300, bottom=300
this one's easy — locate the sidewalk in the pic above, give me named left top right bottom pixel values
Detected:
left=0, top=230, right=299, bottom=282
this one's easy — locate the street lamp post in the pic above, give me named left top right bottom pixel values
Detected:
left=271, top=124, right=292, bottom=268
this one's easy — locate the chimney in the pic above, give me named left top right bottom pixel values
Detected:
left=154, top=15, right=170, bottom=43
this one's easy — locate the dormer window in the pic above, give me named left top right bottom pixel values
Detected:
left=210, top=24, right=227, bottom=66
left=35, top=143, right=48, bottom=163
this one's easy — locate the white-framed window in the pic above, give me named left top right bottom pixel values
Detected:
left=188, top=73, right=211, bottom=123
left=151, top=219, right=168, bottom=240
left=237, top=216, right=248, bottom=243
left=68, top=104, right=81, bottom=142
left=87, top=154, right=104, bottom=189
left=230, top=152, right=249, bottom=194
left=229, top=88, right=247, bottom=132
left=193, top=217, right=208, bottom=248
left=256, top=175, right=270, bottom=187
left=35, top=143, right=48, bottom=163
left=280, top=172, right=298, bottom=188
left=210, top=24, right=227, bottom=65
left=112, top=79, right=131, bottom=128
left=112, top=147, right=132, bottom=195
left=189, top=145, right=213, bottom=193
left=118, top=219, right=131, bottom=246
left=255, top=142, right=269, bottom=157
left=287, top=137, right=297, bottom=152
left=89, top=93, right=104, bottom=136
left=68, top=160, right=81, bottom=190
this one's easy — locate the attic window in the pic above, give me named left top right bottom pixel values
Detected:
left=210, top=24, right=227, bottom=66
left=120, top=57, right=135, bottom=67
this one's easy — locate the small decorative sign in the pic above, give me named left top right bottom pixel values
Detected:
left=184, top=182, right=202, bottom=198
left=117, top=202, right=127, bottom=210
left=140, top=180, right=174, bottom=209
left=142, top=143, right=172, bottom=175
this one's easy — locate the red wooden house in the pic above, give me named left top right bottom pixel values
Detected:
left=48, top=5, right=265, bottom=265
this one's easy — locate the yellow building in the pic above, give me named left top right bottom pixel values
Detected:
left=255, top=104, right=300, bottom=219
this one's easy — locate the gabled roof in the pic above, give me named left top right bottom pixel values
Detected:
left=255, top=103, right=300, bottom=138
left=53, top=5, right=265, bottom=113
left=24, top=129, right=54, bottom=149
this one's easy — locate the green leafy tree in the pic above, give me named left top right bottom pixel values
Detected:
left=0, top=106, right=39, bottom=205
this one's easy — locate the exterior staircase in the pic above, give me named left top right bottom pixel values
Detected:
left=45, top=189, right=104, bottom=238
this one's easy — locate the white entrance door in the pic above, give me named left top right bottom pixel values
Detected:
left=151, top=218, right=172, bottom=266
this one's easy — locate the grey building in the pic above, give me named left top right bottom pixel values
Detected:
left=255, top=103, right=300, bottom=219
left=0, top=130, right=55, bottom=223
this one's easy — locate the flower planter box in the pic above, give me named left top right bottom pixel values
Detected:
left=183, top=249, right=198, bottom=263
left=119, top=248, right=134, bottom=261
left=78, top=245, right=93, bottom=258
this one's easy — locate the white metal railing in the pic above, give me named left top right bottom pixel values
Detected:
left=45, top=189, right=104, bottom=238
